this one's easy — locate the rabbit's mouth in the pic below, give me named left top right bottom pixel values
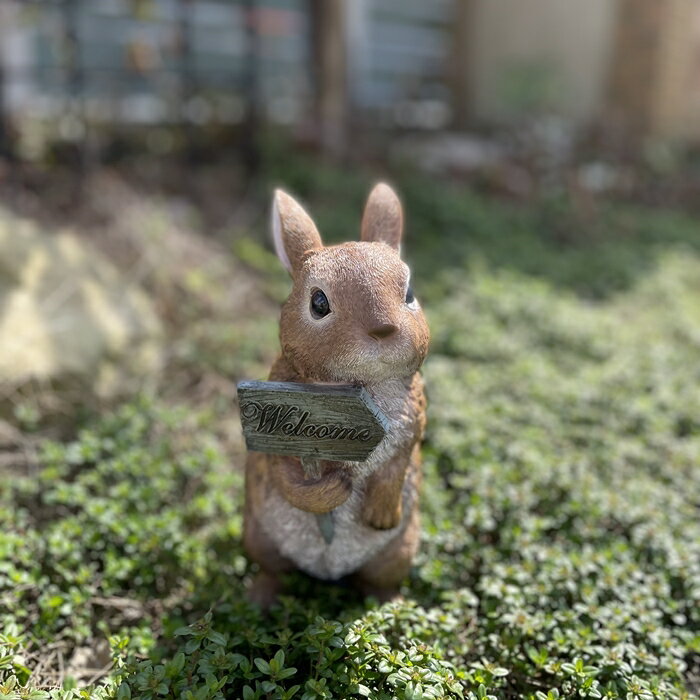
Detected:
left=377, top=353, right=409, bottom=368
left=327, top=341, right=422, bottom=384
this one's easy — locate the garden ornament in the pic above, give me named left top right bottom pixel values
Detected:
left=238, top=183, right=430, bottom=607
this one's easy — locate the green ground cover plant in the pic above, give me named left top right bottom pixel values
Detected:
left=1, top=152, right=699, bottom=699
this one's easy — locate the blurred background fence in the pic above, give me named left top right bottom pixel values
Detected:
left=0, top=0, right=455, bottom=167
left=0, top=0, right=699, bottom=170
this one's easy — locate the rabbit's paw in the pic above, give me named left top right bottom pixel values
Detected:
left=278, top=459, right=352, bottom=513
left=362, top=498, right=402, bottom=530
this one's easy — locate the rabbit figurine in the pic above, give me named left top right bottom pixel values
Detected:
left=243, top=183, right=430, bottom=606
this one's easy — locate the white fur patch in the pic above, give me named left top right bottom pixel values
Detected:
left=272, top=193, right=292, bottom=272
left=258, top=377, right=418, bottom=579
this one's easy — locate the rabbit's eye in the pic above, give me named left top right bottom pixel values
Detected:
left=310, top=289, right=331, bottom=319
left=405, top=286, right=415, bottom=304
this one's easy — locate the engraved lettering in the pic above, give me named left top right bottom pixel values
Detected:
left=256, top=404, right=297, bottom=433
left=334, top=427, right=357, bottom=440
left=291, top=411, right=309, bottom=436
left=242, top=402, right=372, bottom=442
left=240, top=401, right=262, bottom=421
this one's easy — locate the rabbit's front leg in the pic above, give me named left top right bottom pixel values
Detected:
left=362, top=452, right=409, bottom=530
left=276, top=457, right=352, bottom=513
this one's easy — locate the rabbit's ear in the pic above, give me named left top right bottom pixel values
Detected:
left=360, top=183, right=403, bottom=252
left=272, top=189, right=323, bottom=275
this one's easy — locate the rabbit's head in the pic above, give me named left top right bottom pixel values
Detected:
left=272, top=183, right=430, bottom=384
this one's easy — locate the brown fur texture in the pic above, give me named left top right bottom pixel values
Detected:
left=243, top=183, right=429, bottom=605
left=360, top=183, right=403, bottom=251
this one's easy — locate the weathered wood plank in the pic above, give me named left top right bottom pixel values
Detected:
left=236, top=380, right=389, bottom=462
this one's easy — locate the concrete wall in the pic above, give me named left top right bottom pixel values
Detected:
left=468, top=0, right=618, bottom=124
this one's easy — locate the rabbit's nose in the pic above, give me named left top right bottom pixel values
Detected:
left=368, top=324, right=398, bottom=340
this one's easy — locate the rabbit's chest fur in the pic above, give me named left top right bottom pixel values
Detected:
left=259, top=376, right=420, bottom=580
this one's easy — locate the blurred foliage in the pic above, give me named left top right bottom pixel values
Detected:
left=1, top=151, right=699, bottom=698
left=256, top=139, right=700, bottom=301
left=499, top=62, right=563, bottom=115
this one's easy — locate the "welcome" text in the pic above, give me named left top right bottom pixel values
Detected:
left=240, top=401, right=372, bottom=442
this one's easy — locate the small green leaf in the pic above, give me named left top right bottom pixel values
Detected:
left=207, top=630, right=227, bottom=647
left=254, top=657, right=271, bottom=675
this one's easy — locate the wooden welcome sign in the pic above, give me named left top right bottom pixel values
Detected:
left=236, top=380, right=389, bottom=462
